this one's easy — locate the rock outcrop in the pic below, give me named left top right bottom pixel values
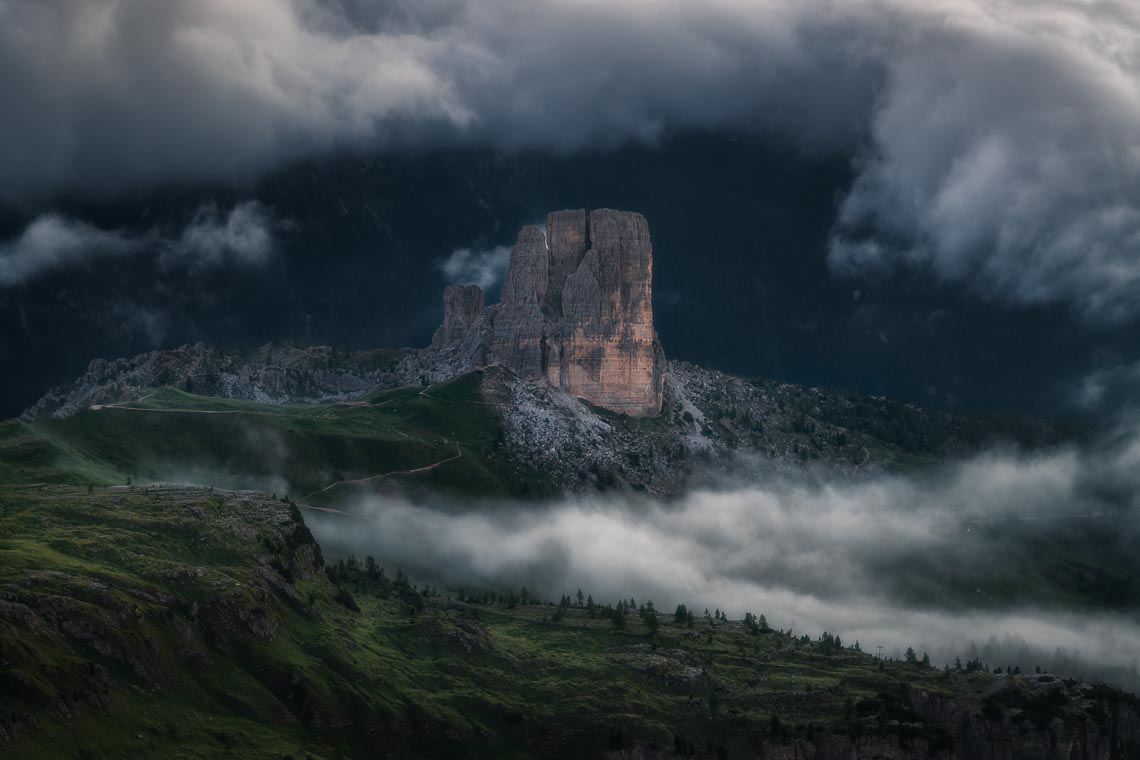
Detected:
left=21, top=342, right=422, bottom=420
left=433, top=209, right=666, bottom=417
left=431, top=285, right=484, bottom=349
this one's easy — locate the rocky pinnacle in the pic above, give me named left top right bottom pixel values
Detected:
left=434, top=209, right=666, bottom=417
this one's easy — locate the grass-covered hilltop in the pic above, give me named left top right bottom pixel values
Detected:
left=3, top=484, right=1139, bottom=760
left=3, top=367, right=1139, bottom=758
left=4, top=371, right=555, bottom=502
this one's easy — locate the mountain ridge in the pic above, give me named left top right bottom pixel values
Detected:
left=16, top=202, right=1071, bottom=496
left=15, top=339, right=1066, bottom=499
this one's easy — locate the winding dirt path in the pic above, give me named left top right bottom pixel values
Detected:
left=91, top=390, right=272, bottom=416
left=92, top=404, right=301, bottom=419
left=92, top=405, right=299, bottom=418
left=418, top=385, right=508, bottom=408
left=89, top=385, right=433, bottom=419
left=303, top=443, right=463, bottom=499
left=90, top=389, right=336, bottom=419
left=89, top=390, right=157, bottom=411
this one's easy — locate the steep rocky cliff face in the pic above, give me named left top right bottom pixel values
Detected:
left=435, top=209, right=666, bottom=417
left=430, top=284, right=484, bottom=349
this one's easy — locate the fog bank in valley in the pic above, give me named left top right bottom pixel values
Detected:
left=309, top=435, right=1140, bottom=690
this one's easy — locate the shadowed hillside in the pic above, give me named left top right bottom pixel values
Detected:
left=3, top=484, right=1139, bottom=759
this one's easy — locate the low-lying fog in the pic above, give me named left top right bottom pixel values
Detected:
left=308, top=427, right=1140, bottom=691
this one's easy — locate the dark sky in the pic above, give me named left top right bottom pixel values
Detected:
left=3, top=1, right=1140, bottom=420
left=1, top=132, right=1134, bottom=420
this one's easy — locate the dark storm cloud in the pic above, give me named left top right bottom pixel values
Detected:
left=0, top=0, right=473, bottom=199
left=828, top=1, right=1140, bottom=324
left=2, top=1, right=1139, bottom=319
left=0, top=202, right=277, bottom=286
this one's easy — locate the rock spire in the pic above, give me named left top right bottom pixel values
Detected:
left=433, top=209, right=665, bottom=417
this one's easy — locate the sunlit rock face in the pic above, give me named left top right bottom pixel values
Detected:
left=434, top=209, right=666, bottom=417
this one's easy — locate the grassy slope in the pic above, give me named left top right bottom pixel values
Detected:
left=8, top=486, right=1118, bottom=759
left=3, top=371, right=554, bottom=503
left=5, top=374, right=1140, bottom=615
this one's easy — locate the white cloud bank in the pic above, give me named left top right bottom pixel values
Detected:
left=308, top=439, right=1140, bottom=686
left=0, top=202, right=276, bottom=287
left=0, top=215, right=144, bottom=287
left=438, top=245, right=512, bottom=291
left=161, top=201, right=276, bottom=270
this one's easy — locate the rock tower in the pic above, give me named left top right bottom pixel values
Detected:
left=432, top=209, right=666, bottom=417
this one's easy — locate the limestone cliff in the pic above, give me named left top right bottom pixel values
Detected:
left=431, top=284, right=484, bottom=349
left=434, top=209, right=666, bottom=417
